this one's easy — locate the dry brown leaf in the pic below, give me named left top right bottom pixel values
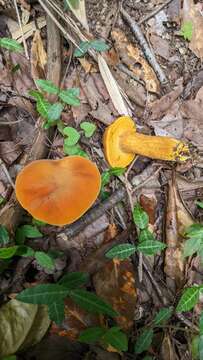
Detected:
left=93, top=259, right=137, bottom=331
left=140, top=191, right=157, bottom=226
left=31, top=30, right=47, bottom=82
left=111, top=29, right=159, bottom=93
left=10, top=17, right=46, bottom=42
left=160, top=333, right=177, bottom=360
left=0, top=141, right=22, bottom=165
left=182, top=0, right=203, bottom=59
left=98, top=55, right=131, bottom=116
left=9, top=52, right=35, bottom=96
left=149, top=34, right=170, bottom=60
left=164, top=174, right=193, bottom=287
left=78, top=58, right=97, bottom=73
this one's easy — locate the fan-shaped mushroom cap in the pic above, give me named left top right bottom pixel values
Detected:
left=103, top=116, right=136, bottom=168
left=15, top=156, right=101, bottom=226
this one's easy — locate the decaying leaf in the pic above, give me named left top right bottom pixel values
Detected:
left=111, top=29, right=159, bottom=93
left=160, top=333, right=177, bottom=360
left=140, top=191, right=157, bottom=226
left=10, top=17, right=46, bottom=42
left=98, top=55, right=130, bottom=116
left=51, top=298, right=100, bottom=340
left=93, top=259, right=137, bottom=331
left=164, top=174, right=193, bottom=286
left=0, top=300, right=50, bottom=357
left=182, top=0, right=203, bottom=59
left=31, top=30, right=47, bottom=81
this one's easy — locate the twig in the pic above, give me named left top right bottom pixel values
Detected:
left=120, top=7, right=168, bottom=86
left=139, top=0, right=174, bottom=25
left=176, top=313, right=199, bottom=332
left=117, top=63, right=145, bottom=86
left=13, top=0, right=29, bottom=59
left=0, top=159, right=15, bottom=189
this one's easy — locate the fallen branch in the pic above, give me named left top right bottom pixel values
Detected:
left=0, top=10, right=62, bottom=233
left=138, top=0, right=174, bottom=25
left=120, top=7, right=168, bottom=86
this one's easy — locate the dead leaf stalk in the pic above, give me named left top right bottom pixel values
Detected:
left=13, top=0, right=29, bottom=59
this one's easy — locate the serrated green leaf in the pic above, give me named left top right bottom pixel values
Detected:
left=183, top=237, right=202, bottom=258
left=109, top=167, right=126, bottom=177
left=48, top=301, right=65, bottom=325
left=74, top=41, right=90, bottom=57
left=29, top=90, right=44, bottom=101
left=63, top=127, right=80, bottom=146
left=80, top=121, right=96, bottom=138
left=138, top=229, right=155, bottom=243
left=153, top=307, right=173, bottom=326
left=196, top=201, right=203, bottom=209
left=16, top=284, right=68, bottom=305
left=102, top=327, right=128, bottom=352
left=59, top=88, right=80, bottom=106
left=137, top=240, right=166, bottom=255
left=199, top=312, right=203, bottom=335
left=69, top=289, right=118, bottom=317
left=134, top=328, right=154, bottom=354
left=0, top=225, right=9, bottom=246
left=0, top=246, right=18, bottom=259
left=35, top=251, right=55, bottom=270
left=47, top=102, right=64, bottom=122
left=17, top=225, right=43, bottom=239
left=185, top=224, right=203, bottom=238
left=105, top=244, right=136, bottom=260
left=180, top=21, right=193, bottom=41
left=59, top=272, right=89, bottom=289
left=79, top=327, right=106, bottom=344
left=133, top=204, right=149, bottom=229
left=15, top=246, right=35, bottom=257
left=0, top=37, right=23, bottom=52
left=90, top=40, right=109, bottom=52
left=176, top=287, right=200, bottom=312
left=36, top=98, right=51, bottom=119
left=35, top=79, right=59, bottom=94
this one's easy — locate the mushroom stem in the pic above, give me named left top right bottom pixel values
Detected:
left=120, top=132, right=190, bottom=161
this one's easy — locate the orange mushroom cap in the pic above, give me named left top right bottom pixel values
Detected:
left=15, top=156, right=101, bottom=226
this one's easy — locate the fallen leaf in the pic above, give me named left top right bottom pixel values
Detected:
left=149, top=34, right=170, bottom=60
left=9, top=52, right=35, bottom=96
left=31, top=30, right=47, bottom=82
left=0, top=141, right=22, bottom=165
left=140, top=191, right=157, bottom=226
left=10, top=17, right=46, bottom=42
left=111, top=29, right=159, bottom=93
left=164, top=174, right=193, bottom=287
left=182, top=0, right=203, bottom=59
left=160, top=333, right=177, bottom=360
left=93, top=259, right=137, bottom=331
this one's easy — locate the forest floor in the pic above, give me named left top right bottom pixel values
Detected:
left=0, top=0, right=203, bottom=359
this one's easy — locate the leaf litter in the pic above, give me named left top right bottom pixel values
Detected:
left=0, top=0, right=203, bottom=359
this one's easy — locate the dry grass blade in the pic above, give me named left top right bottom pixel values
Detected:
left=98, top=54, right=130, bottom=116
left=66, top=0, right=89, bottom=32
left=11, top=17, right=46, bottom=42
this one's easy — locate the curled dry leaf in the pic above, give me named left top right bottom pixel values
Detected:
left=0, top=299, right=50, bottom=357
left=31, top=30, right=47, bottom=82
left=93, top=259, right=137, bottom=331
left=182, top=0, right=203, bottom=59
left=111, top=29, right=159, bottom=93
left=164, top=175, right=193, bottom=287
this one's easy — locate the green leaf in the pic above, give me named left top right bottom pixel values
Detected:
left=142, top=357, right=154, bottom=360
left=65, top=0, right=80, bottom=10
left=79, top=327, right=106, bottom=344
left=102, top=327, right=128, bottom=352
left=80, top=121, right=96, bottom=138
left=109, top=167, right=126, bottom=177
left=180, top=21, right=193, bottom=41
left=137, top=240, right=166, bottom=255
left=133, top=204, right=149, bottom=229
left=199, top=335, right=203, bottom=360
left=183, top=237, right=202, bottom=258
left=63, top=127, right=80, bottom=146
left=48, top=301, right=65, bottom=325
left=176, top=287, right=200, bottom=312
left=134, top=328, right=154, bottom=354
left=35, top=251, right=55, bottom=270
left=16, top=284, right=69, bottom=305
left=59, top=88, right=80, bottom=106
left=2, top=356, right=17, bottom=360
left=17, top=225, right=43, bottom=239
left=0, top=246, right=18, bottom=259
left=64, top=143, right=81, bottom=156
left=0, top=195, right=5, bottom=205
left=69, top=289, right=118, bottom=317
left=0, top=225, right=10, bottom=245
left=185, top=224, right=203, bottom=238
left=138, top=229, right=155, bottom=243
left=59, top=272, right=89, bottom=289
left=32, top=218, right=46, bottom=227
left=105, top=244, right=136, bottom=260
left=47, top=103, right=64, bottom=122
left=15, top=246, right=35, bottom=257
left=90, top=40, right=110, bottom=52
left=0, top=37, right=23, bottom=52
left=74, top=41, right=90, bottom=57
left=35, top=79, right=59, bottom=94
left=29, top=90, right=44, bottom=101
left=101, top=171, right=111, bottom=188
left=196, top=201, right=203, bottom=209
left=199, top=312, right=203, bottom=335
left=153, top=307, right=173, bottom=326
left=36, top=98, right=51, bottom=119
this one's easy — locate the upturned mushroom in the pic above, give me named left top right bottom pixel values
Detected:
left=103, top=116, right=190, bottom=168
left=15, top=156, right=101, bottom=226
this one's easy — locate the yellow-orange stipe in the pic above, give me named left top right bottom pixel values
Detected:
left=103, top=116, right=190, bottom=168
left=15, top=156, right=101, bottom=226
